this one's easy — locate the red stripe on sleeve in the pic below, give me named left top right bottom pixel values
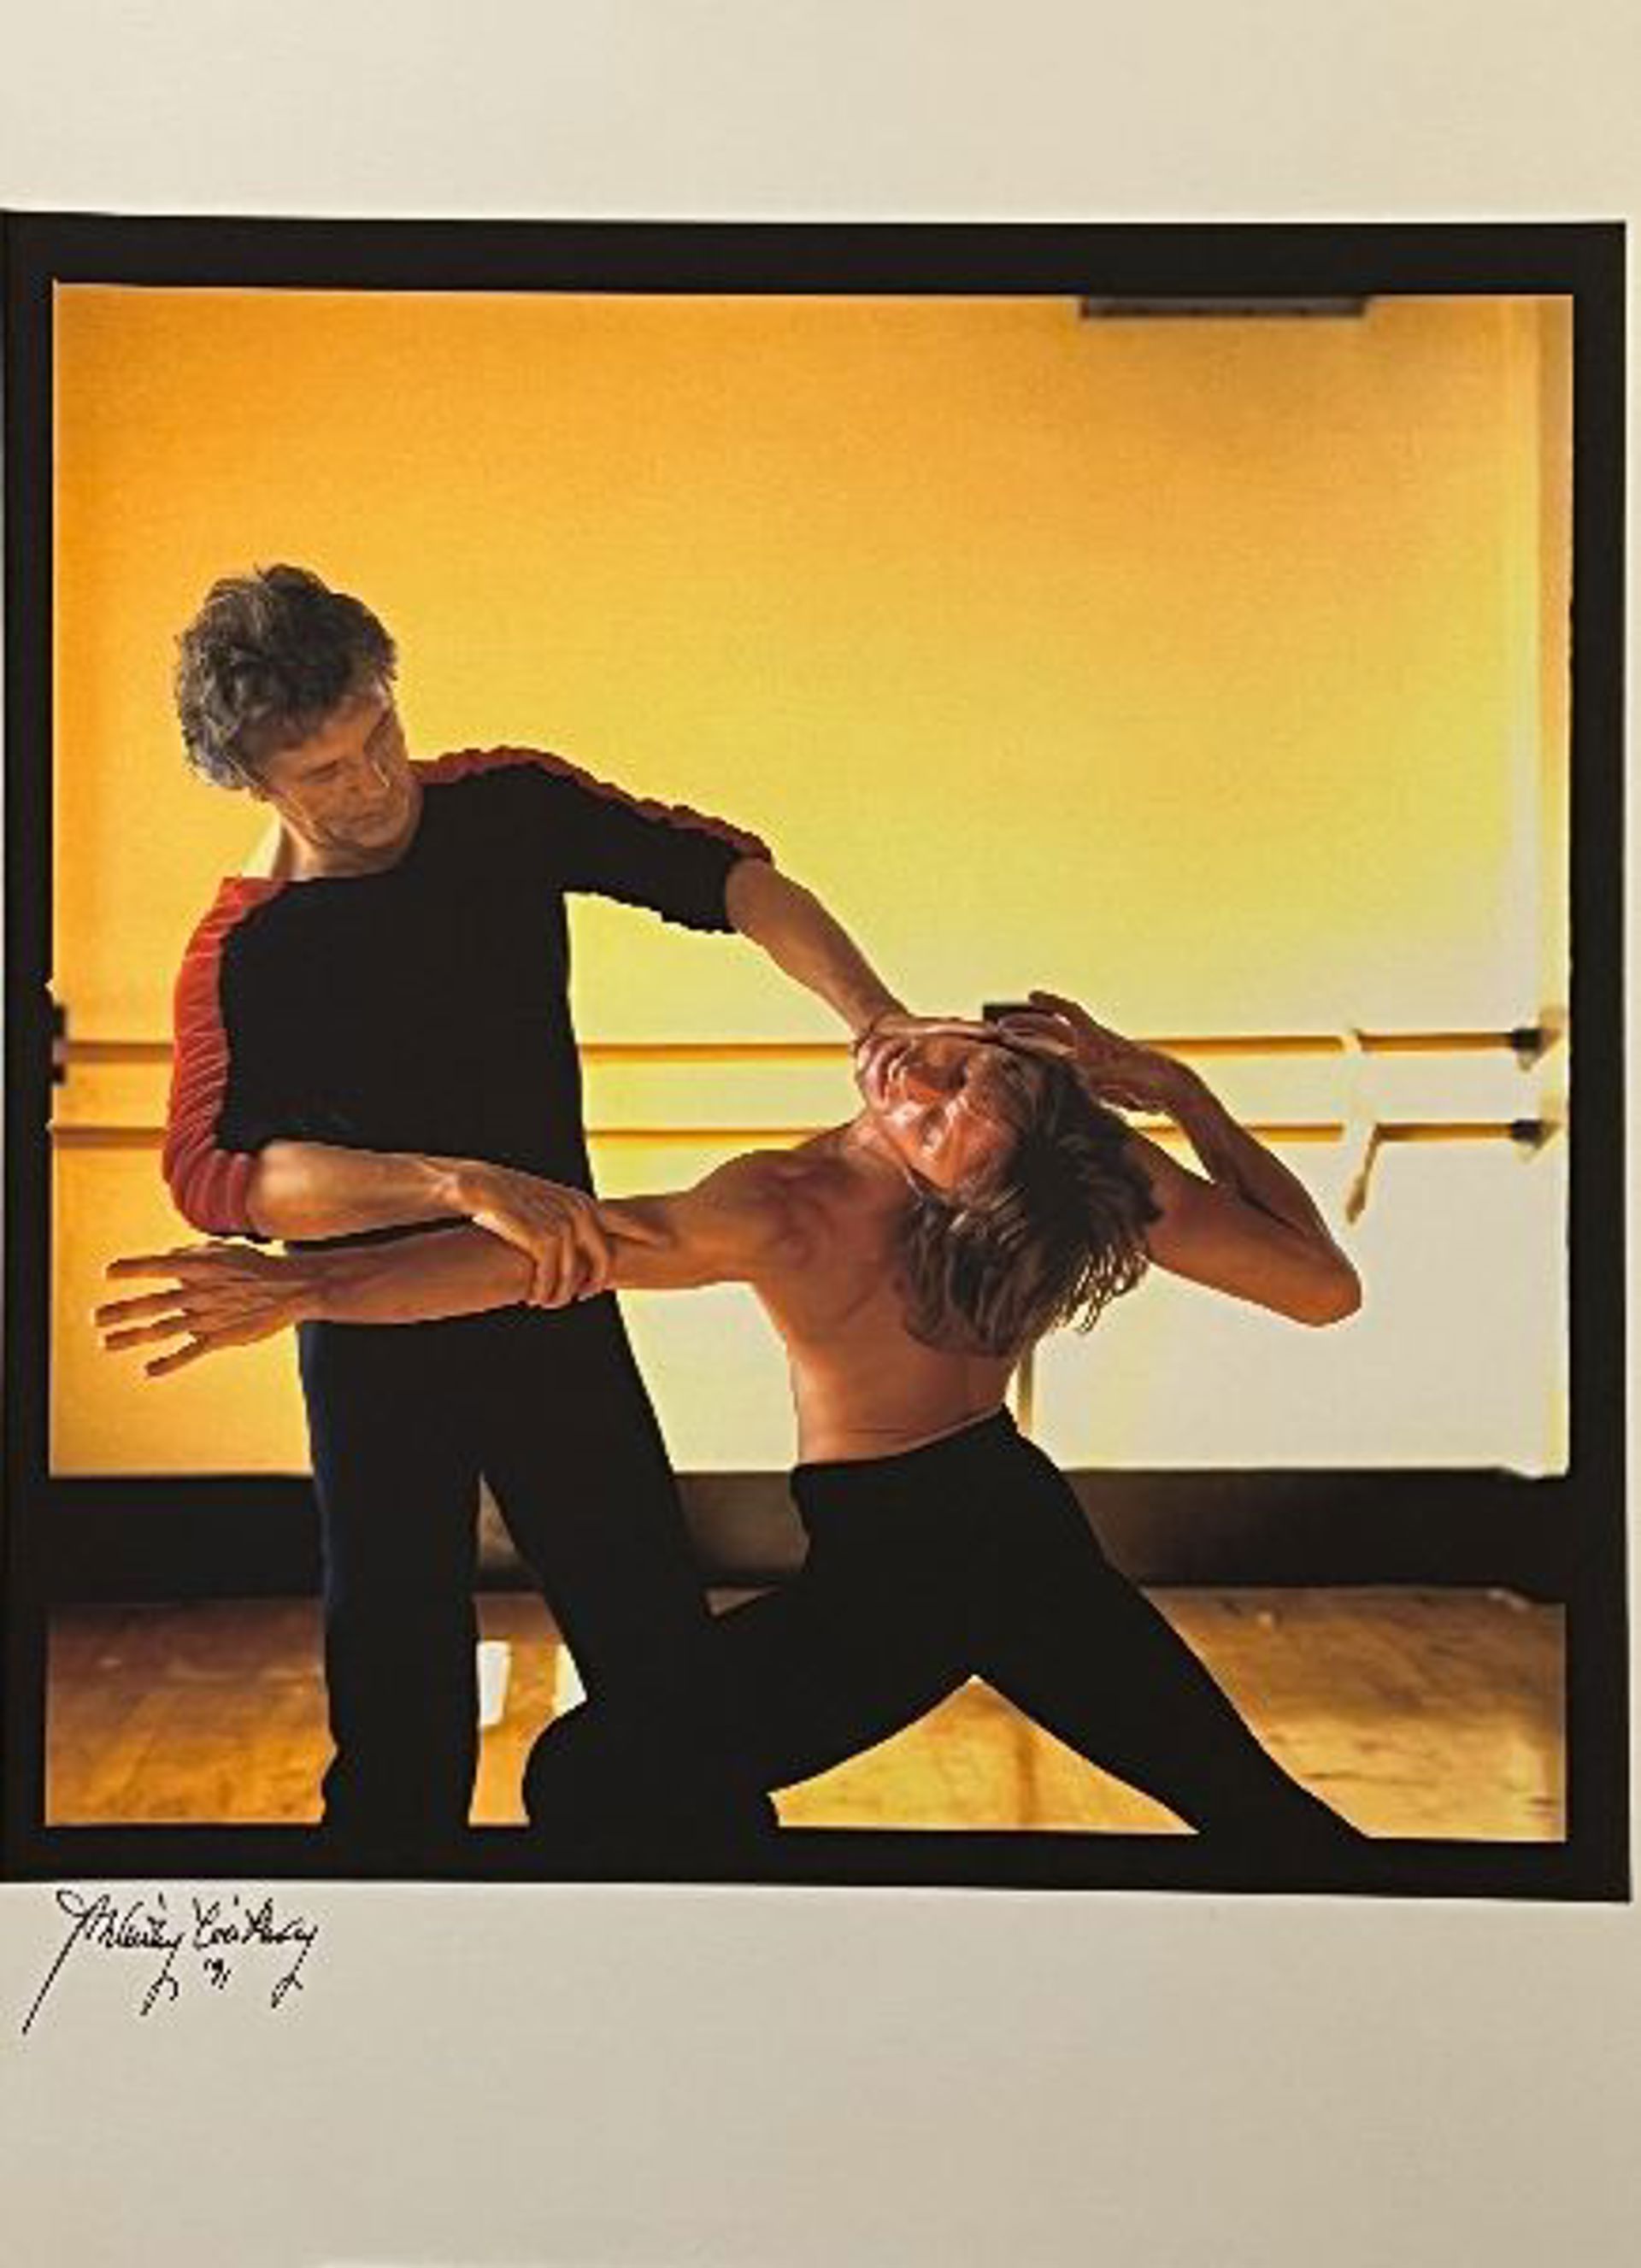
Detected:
left=415, top=746, right=772, bottom=863
left=162, top=878, right=285, bottom=1234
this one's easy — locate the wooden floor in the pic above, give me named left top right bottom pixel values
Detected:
left=46, top=1586, right=1564, bottom=1839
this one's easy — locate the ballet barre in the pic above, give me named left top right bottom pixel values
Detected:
left=49, top=1014, right=1564, bottom=1254
left=50, top=1022, right=1562, bottom=1074
left=48, top=1118, right=1559, bottom=1151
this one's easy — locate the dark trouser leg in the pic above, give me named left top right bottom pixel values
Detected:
left=965, top=1436, right=1362, bottom=1846
left=698, top=1551, right=969, bottom=1792
left=485, top=1300, right=775, bottom=1852
left=526, top=1413, right=1360, bottom=1852
left=299, top=1318, right=484, bottom=1857
left=526, top=1465, right=970, bottom=1819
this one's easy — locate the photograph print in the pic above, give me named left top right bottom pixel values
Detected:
left=3, top=214, right=1624, bottom=1896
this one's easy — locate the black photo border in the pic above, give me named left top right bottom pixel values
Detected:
left=2, top=212, right=1626, bottom=1898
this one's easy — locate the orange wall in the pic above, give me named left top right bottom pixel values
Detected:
left=50, top=289, right=1568, bottom=1472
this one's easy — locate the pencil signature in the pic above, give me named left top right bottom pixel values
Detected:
left=20, top=1887, right=321, bottom=2035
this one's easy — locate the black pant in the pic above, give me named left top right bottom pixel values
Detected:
left=526, top=1409, right=1357, bottom=1849
left=299, top=1294, right=767, bottom=1859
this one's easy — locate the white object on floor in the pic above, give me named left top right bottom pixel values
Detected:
left=476, top=1639, right=512, bottom=1729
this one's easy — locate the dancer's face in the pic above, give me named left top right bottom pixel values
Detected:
left=855, top=1026, right=1024, bottom=1195
left=250, top=683, right=421, bottom=872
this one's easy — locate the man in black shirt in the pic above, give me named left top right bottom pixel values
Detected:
left=164, top=564, right=906, bottom=1864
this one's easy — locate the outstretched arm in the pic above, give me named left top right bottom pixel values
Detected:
left=197, top=859, right=897, bottom=1265
left=98, top=1154, right=802, bottom=1376
left=238, top=1143, right=637, bottom=1307
left=723, top=859, right=903, bottom=1037
left=215, top=862, right=899, bottom=1265
left=1003, top=992, right=1361, bottom=1327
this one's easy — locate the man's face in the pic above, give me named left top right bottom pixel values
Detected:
left=855, top=1025, right=1025, bottom=1195
left=250, top=682, right=420, bottom=872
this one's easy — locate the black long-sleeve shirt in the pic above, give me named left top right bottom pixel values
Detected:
left=163, top=746, right=769, bottom=1236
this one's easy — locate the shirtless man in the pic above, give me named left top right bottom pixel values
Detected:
left=102, top=994, right=1364, bottom=1853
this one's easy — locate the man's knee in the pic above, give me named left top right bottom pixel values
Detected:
left=523, top=1706, right=777, bottom=1860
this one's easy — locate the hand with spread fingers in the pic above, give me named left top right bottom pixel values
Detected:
left=97, top=1243, right=323, bottom=1378
left=996, top=990, right=1194, bottom=1117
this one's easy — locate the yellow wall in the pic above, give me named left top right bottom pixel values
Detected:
left=51, top=289, right=1568, bottom=1473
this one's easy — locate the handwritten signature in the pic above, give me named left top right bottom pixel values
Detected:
left=21, top=1887, right=321, bottom=2036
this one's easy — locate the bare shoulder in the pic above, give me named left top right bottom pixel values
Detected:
left=687, top=1149, right=819, bottom=1272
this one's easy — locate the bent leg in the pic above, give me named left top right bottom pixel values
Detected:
left=709, top=1566, right=970, bottom=1792
left=526, top=1466, right=971, bottom=1825
left=485, top=1301, right=776, bottom=1852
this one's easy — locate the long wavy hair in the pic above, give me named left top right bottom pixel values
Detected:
left=893, top=1049, right=1160, bottom=1360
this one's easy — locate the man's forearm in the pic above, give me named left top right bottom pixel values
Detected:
left=306, top=1225, right=533, bottom=1323
left=724, top=860, right=901, bottom=1036
left=1166, top=1068, right=1338, bottom=1251
left=244, top=1142, right=472, bottom=1241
